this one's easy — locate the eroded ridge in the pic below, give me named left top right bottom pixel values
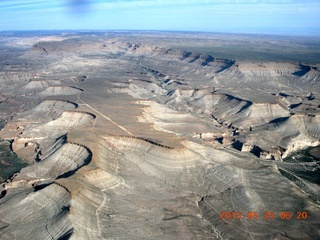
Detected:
left=108, top=65, right=320, bottom=161
left=17, top=99, right=78, bottom=122
left=39, top=86, right=83, bottom=97
left=79, top=135, right=320, bottom=239
left=11, top=142, right=91, bottom=185
left=0, top=183, right=73, bottom=240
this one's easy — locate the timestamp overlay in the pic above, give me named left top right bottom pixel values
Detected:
left=210, top=208, right=320, bottom=239
left=220, top=211, right=309, bottom=220
left=199, top=186, right=320, bottom=240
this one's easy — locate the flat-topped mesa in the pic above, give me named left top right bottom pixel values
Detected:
left=39, top=86, right=83, bottom=97
left=136, top=90, right=317, bottom=160
left=29, top=39, right=320, bottom=91
left=166, top=89, right=290, bottom=129
left=0, top=73, right=34, bottom=87
left=85, top=39, right=237, bottom=74
left=22, top=79, right=60, bottom=91
left=151, top=46, right=235, bottom=70
left=31, top=41, right=103, bottom=54
left=148, top=46, right=236, bottom=73
left=0, top=99, right=79, bottom=140
left=238, top=62, right=320, bottom=93
left=113, top=75, right=292, bottom=130
left=238, top=113, right=320, bottom=159
left=10, top=134, right=65, bottom=164
left=238, top=62, right=310, bottom=78
left=166, top=89, right=251, bottom=116
left=11, top=142, right=91, bottom=185
left=21, top=110, right=95, bottom=137
left=229, top=102, right=290, bottom=129
left=122, top=76, right=317, bottom=160
left=100, top=135, right=205, bottom=171
left=179, top=99, right=289, bottom=130
left=17, top=99, right=78, bottom=122
left=136, top=99, right=224, bottom=138
left=44, top=110, right=95, bottom=128
left=104, top=40, right=320, bottom=84
left=9, top=110, right=95, bottom=163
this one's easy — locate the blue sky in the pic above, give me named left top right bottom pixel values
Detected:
left=1, top=0, right=320, bottom=35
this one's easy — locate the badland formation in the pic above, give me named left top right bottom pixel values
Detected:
left=0, top=31, right=319, bottom=239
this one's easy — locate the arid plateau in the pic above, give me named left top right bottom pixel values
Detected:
left=0, top=31, right=320, bottom=239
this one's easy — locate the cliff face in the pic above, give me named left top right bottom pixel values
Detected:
left=0, top=33, right=320, bottom=240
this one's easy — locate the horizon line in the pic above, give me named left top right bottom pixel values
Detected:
left=1, top=28, right=320, bottom=38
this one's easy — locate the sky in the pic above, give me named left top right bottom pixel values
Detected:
left=0, top=0, right=320, bottom=35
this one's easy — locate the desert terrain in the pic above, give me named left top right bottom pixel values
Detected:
left=0, top=31, right=319, bottom=239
